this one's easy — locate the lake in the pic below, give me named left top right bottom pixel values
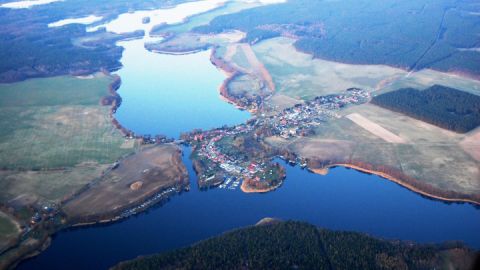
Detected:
left=114, top=39, right=249, bottom=138
left=17, top=1, right=480, bottom=268
left=18, top=146, right=480, bottom=270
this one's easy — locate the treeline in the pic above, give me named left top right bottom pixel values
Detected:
left=194, top=0, right=480, bottom=76
left=371, top=85, right=480, bottom=133
left=0, top=29, right=123, bottom=82
left=112, top=221, right=476, bottom=270
left=0, top=0, right=188, bottom=82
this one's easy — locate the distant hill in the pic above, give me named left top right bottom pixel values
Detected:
left=112, top=220, right=478, bottom=270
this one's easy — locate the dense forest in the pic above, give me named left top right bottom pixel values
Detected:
left=371, top=85, right=480, bottom=133
left=113, top=221, right=477, bottom=270
left=0, top=0, right=187, bottom=82
left=194, top=0, right=480, bottom=76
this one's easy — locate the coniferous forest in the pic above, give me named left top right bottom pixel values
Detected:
left=113, top=221, right=477, bottom=270
left=371, top=85, right=480, bottom=133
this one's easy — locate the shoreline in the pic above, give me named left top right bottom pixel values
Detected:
left=208, top=45, right=480, bottom=205
left=240, top=160, right=480, bottom=205
left=64, top=146, right=189, bottom=226
left=240, top=179, right=283, bottom=193
left=102, top=70, right=135, bottom=138
left=210, top=47, right=258, bottom=113
left=319, top=163, right=480, bottom=206
left=240, top=167, right=286, bottom=194
left=5, top=68, right=183, bottom=268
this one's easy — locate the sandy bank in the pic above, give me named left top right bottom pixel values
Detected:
left=210, top=48, right=258, bottom=113
left=240, top=179, right=283, bottom=193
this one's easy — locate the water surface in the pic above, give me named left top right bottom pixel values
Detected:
left=114, top=39, right=249, bottom=138
left=18, top=147, right=480, bottom=270
left=87, top=0, right=225, bottom=34
left=16, top=2, right=480, bottom=268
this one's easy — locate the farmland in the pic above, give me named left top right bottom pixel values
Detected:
left=0, top=73, right=138, bottom=241
left=236, top=37, right=480, bottom=203
left=0, top=74, right=133, bottom=170
left=63, top=144, right=188, bottom=224
left=0, top=72, right=144, bottom=267
left=250, top=37, right=480, bottom=107
left=0, top=212, right=20, bottom=252
left=266, top=103, right=480, bottom=203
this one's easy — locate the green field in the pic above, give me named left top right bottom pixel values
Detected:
left=0, top=75, right=111, bottom=107
left=0, top=165, right=109, bottom=204
left=0, top=73, right=137, bottom=208
left=251, top=37, right=480, bottom=107
left=0, top=213, right=20, bottom=252
left=0, top=74, right=133, bottom=169
left=267, top=102, right=480, bottom=201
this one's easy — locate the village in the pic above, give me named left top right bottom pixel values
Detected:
left=119, top=186, right=180, bottom=219
left=185, top=123, right=275, bottom=190
left=264, top=87, right=370, bottom=138
left=181, top=88, right=370, bottom=191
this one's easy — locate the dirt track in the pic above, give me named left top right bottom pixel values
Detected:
left=346, top=113, right=406, bottom=144
left=239, top=44, right=276, bottom=92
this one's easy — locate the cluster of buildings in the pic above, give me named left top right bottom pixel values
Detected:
left=139, top=134, right=174, bottom=145
left=218, top=176, right=241, bottom=190
left=192, top=125, right=272, bottom=184
left=119, top=187, right=179, bottom=218
left=187, top=88, right=369, bottom=186
left=30, top=203, right=58, bottom=225
left=265, top=88, right=370, bottom=138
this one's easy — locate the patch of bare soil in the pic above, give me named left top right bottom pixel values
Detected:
left=346, top=113, right=407, bottom=144
left=239, top=44, right=276, bottom=92
left=63, top=144, right=188, bottom=222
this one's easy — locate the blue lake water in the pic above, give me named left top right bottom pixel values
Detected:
left=18, top=146, right=480, bottom=270
left=114, top=39, right=249, bottom=138
left=18, top=38, right=480, bottom=270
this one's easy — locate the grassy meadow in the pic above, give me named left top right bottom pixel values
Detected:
left=0, top=74, right=134, bottom=170
left=0, top=74, right=137, bottom=207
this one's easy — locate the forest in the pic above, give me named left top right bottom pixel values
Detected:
left=371, top=85, right=480, bottom=133
left=0, top=0, right=188, bottom=82
left=194, top=0, right=480, bottom=76
left=113, top=221, right=477, bottom=270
